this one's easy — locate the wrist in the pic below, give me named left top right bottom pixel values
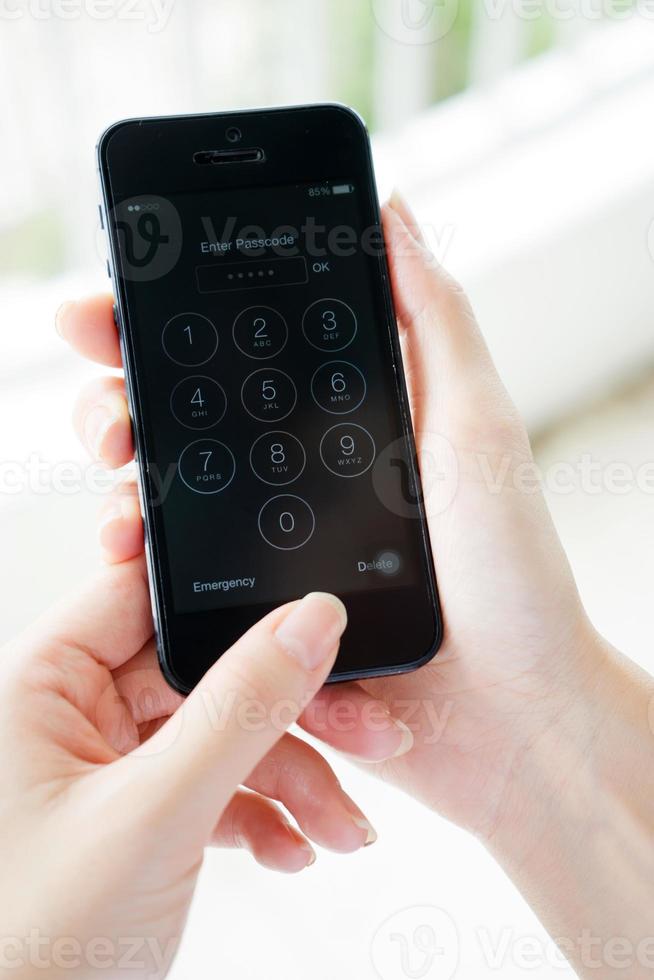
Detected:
left=483, top=624, right=654, bottom=973
left=484, top=622, right=643, bottom=853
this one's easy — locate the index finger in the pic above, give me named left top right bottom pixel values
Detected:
left=56, top=294, right=122, bottom=368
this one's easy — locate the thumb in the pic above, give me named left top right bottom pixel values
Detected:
left=115, top=592, right=347, bottom=836
left=382, top=195, right=525, bottom=449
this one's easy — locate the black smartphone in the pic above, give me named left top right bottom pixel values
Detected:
left=97, top=104, right=442, bottom=693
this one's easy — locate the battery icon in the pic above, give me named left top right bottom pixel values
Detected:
left=332, top=183, right=354, bottom=195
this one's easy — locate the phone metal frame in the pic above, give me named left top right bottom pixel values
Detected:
left=97, top=103, right=443, bottom=693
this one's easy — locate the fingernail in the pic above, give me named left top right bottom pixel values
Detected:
left=351, top=815, right=378, bottom=847
left=285, top=825, right=317, bottom=869
left=275, top=593, right=347, bottom=671
left=389, top=719, right=414, bottom=759
left=84, top=405, right=118, bottom=460
left=98, top=499, right=123, bottom=533
left=98, top=494, right=137, bottom=537
left=389, top=186, right=411, bottom=216
left=55, top=301, right=74, bottom=338
left=341, top=794, right=378, bottom=846
left=344, top=714, right=415, bottom=764
left=389, top=188, right=425, bottom=245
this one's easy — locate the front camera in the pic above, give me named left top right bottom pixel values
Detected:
left=226, top=126, right=242, bottom=143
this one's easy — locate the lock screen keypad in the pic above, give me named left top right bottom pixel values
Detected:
left=163, top=300, right=374, bottom=552
left=127, top=181, right=419, bottom=613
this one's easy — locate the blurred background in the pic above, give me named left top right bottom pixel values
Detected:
left=2, top=2, right=654, bottom=978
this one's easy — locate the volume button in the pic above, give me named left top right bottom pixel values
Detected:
left=135, top=464, right=146, bottom=521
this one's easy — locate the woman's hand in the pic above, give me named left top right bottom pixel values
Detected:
left=0, top=565, right=359, bottom=978
left=307, top=193, right=607, bottom=833
left=59, top=195, right=592, bottom=840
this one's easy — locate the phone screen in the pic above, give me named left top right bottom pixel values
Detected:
left=118, top=180, right=424, bottom=614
